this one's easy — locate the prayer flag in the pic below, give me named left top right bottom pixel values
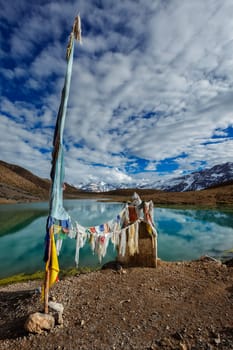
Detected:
left=46, top=229, right=59, bottom=288
left=49, top=15, right=82, bottom=221
left=43, top=16, right=82, bottom=311
left=49, top=34, right=75, bottom=222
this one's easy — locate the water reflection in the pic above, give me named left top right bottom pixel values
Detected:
left=0, top=200, right=122, bottom=278
left=156, top=207, right=233, bottom=261
left=0, top=200, right=233, bottom=278
left=0, top=202, right=48, bottom=236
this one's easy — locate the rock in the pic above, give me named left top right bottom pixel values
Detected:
left=179, top=343, right=187, bottom=350
left=102, top=261, right=123, bottom=271
left=48, top=301, right=64, bottom=325
left=224, top=258, right=233, bottom=267
left=199, top=255, right=222, bottom=265
left=173, top=331, right=183, bottom=340
left=214, top=333, right=221, bottom=345
left=48, top=301, right=64, bottom=314
left=24, top=312, right=55, bottom=334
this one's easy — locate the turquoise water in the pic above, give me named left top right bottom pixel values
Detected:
left=0, top=200, right=233, bottom=278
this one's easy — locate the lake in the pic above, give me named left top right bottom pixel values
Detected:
left=0, top=200, right=233, bottom=279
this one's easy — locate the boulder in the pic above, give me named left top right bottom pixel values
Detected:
left=24, top=312, right=55, bottom=334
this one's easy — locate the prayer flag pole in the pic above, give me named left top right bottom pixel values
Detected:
left=43, top=15, right=82, bottom=314
left=44, top=227, right=52, bottom=314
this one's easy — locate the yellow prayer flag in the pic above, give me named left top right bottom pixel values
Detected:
left=46, top=232, right=59, bottom=287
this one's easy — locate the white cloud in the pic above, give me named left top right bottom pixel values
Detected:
left=0, top=0, right=233, bottom=186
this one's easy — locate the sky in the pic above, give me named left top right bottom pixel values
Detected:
left=1, top=0, right=233, bottom=188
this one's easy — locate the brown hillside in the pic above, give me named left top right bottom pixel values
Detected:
left=101, top=185, right=233, bottom=207
left=0, top=161, right=48, bottom=202
left=0, top=160, right=50, bottom=192
left=0, top=160, right=83, bottom=203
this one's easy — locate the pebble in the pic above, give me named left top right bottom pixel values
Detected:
left=214, top=334, right=221, bottom=345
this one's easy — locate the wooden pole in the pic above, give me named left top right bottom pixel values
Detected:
left=44, top=226, right=52, bottom=314
left=154, top=235, right=158, bottom=268
left=43, top=16, right=81, bottom=314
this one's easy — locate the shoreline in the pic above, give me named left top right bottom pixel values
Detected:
left=1, top=254, right=232, bottom=287
left=0, top=195, right=233, bottom=210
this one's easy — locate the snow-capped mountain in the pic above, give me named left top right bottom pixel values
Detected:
left=76, top=181, right=116, bottom=192
left=77, top=162, right=233, bottom=192
left=161, top=162, right=233, bottom=192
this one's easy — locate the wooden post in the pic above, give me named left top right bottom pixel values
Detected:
left=117, top=221, right=158, bottom=267
left=44, top=227, right=52, bottom=314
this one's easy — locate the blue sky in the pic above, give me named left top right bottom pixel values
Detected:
left=1, top=0, right=233, bottom=187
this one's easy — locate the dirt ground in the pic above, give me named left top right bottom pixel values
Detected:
left=0, top=258, right=233, bottom=350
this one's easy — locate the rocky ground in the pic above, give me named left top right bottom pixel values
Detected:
left=0, top=257, right=233, bottom=350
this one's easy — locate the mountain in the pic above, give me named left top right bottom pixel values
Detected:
left=1, top=159, right=233, bottom=207
left=77, top=181, right=116, bottom=192
left=0, top=160, right=83, bottom=203
left=160, top=162, right=233, bottom=192
left=77, top=162, right=233, bottom=193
